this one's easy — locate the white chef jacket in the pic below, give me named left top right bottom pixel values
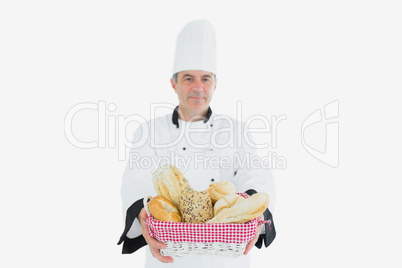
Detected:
left=120, top=108, right=275, bottom=268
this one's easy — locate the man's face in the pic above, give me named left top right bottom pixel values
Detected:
left=171, top=70, right=216, bottom=119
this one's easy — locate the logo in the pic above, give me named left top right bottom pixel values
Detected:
left=301, top=100, right=339, bottom=167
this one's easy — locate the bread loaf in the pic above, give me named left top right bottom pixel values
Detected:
left=206, top=192, right=269, bottom=224
left=206, top=180, right=236, bottom=204
left=179, top=188, right=214, bottom=223
left=152, top=165, right=192, bottom=207
left=213, top=193, right=245, bottom=216
left=148, top=196, right=181, bottom=222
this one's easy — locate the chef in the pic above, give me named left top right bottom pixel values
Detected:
left=117, top=20, right=276, bottom=268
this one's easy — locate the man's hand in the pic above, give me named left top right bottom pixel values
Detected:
left=243, top=214, right=264, bottom=255
left=138, top=208, right=174, bottom=263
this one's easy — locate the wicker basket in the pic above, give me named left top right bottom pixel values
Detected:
left=144, top=193, right=268, bottom=257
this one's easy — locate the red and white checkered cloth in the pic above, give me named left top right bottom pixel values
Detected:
left=146, top=193, right=270, bottom=244
left=147, top=216, right=259, bottom=244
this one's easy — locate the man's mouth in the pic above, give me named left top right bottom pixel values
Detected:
left=189, top=96, right=204, bottom=100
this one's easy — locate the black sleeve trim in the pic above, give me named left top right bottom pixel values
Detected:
left=261, top=206, right=276, bottom=248
left=117, top=198, right=148, bottom=254
left=245, top=189, right=276, bottom=249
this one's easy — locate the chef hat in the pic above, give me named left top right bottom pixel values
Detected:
left=172, top=20, right=217, bottom=76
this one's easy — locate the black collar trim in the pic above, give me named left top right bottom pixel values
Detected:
left=172, top=106, right=213, bottom=128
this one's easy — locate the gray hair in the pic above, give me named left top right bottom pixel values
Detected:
left=172, top=72, right=216, bottom=84
left=172, top=73, right=178, bottom=84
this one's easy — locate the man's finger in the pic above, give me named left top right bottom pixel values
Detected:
left=138, top=208, right=174, bottom=263
left=149, top=246, right=174, bottom=263
left=139, top=210, right=152, bottom=241
left=244, top=215, right=264, bottom=255
left=139, top=209, right=167, bottom=249
left=243, top=235, right=257, bottom=255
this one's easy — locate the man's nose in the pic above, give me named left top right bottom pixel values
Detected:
left=192, top=79, right=204, bottom=91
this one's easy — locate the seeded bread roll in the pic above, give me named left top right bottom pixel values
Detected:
left=206, top=180, right=236, bottom=204
left=148, top=196, right=181, bottom=222
left=206, top=192, right=269, bottom=224
left=179, top=189, right=214, bottom=223
left=152, top=165, right=193, bottom=207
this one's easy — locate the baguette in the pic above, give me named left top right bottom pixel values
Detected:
left=213, top=193, right=245, bottom=216
left=206, top=192, right=269, bottom=224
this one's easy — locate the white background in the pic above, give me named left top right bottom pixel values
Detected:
left=1, top=0, right=401, bottom=267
